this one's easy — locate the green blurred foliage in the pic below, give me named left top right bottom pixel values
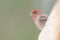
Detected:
left=0, top=0, right=55, bottom=40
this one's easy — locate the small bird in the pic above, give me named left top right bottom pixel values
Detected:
left=30, top=10, right=48, bottom=30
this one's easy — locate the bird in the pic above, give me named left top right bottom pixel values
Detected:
left=30, top=10, right=48, bottom=30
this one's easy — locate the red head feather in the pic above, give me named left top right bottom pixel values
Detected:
left=30, top=10, right=41, bottom=21
left=31, top=10, right=40, bottom=13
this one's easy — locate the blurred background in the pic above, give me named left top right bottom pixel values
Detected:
left=0, top=0, right=55, bottom=40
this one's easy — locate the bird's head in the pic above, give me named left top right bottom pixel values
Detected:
left=30, top=10, right=42, bottom=21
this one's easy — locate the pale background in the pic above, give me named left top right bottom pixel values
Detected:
left=0, top=0, right=55, bottom=40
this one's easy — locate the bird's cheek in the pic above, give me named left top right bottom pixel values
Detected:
left=32, top=16, right=37, bottom=21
